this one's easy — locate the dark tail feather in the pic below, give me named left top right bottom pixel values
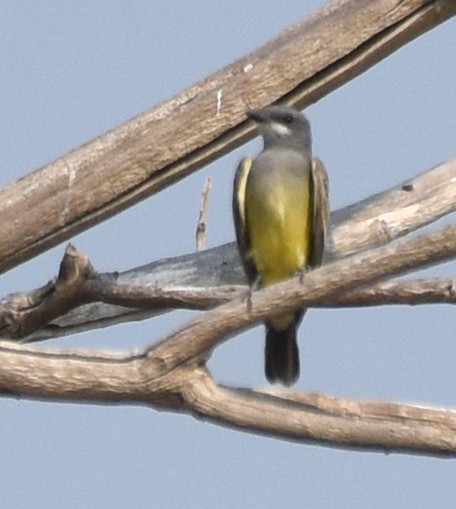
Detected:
left=265, top=322, right=300, bottom=387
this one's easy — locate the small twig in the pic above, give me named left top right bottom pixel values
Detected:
left=195, top=177, right=212, bottom=252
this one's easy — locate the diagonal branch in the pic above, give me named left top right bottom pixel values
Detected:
left=0, top=0, right=454, bottom=274
left=148, top=221, right=456, bottom=370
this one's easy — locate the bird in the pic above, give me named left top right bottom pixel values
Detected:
left=232, top=105, right=329, bottom=386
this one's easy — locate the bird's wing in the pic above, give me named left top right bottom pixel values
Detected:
left=232, top=156, right=258, bottom=283
left=309, top=157, right=330, bottom=267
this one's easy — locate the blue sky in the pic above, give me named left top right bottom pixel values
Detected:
left=1, top=2, right=456, bottom=508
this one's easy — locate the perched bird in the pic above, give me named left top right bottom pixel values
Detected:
left=232, top=105, right=329, bottom=386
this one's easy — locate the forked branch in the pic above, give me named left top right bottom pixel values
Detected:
left=1, top=0, right=456, bottom=456
left=1, top=222, right=456, bottom=456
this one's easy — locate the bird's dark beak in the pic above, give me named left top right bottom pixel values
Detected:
left=247, top=109, right=268, bottom=123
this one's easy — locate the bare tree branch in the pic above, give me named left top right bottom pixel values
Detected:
left=2, top=156, right=455, bottom=341
left=146, top=222, right=456, bottom=371
left=331, top=158, right=456, bottom=257
left=2, top=220, right=456, bottom=455
left=2, top=249, right=456, bottom=343
left=3, top=220, right=456, bottom=371
left=183, top=372, right=456, bottom=457
left=0, top=0, right=454, bottom=274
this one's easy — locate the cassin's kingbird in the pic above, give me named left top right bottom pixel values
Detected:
left=232, top=105, right=329, bottom=386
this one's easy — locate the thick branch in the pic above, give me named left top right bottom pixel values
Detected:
left=2, top=341, right=456, bottom=456
left=0, top=0, right=454, bottom=274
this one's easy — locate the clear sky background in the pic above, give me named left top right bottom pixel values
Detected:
left=1, top=2, right=456, bottom=508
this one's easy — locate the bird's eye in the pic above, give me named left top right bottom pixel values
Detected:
left=283, top=114, right=293, bottom=125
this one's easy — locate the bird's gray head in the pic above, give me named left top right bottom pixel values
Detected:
left=247, top=106, right=311, bottom=152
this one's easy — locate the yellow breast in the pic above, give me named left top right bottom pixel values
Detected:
left=246, top=175, right=312, bottom=287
